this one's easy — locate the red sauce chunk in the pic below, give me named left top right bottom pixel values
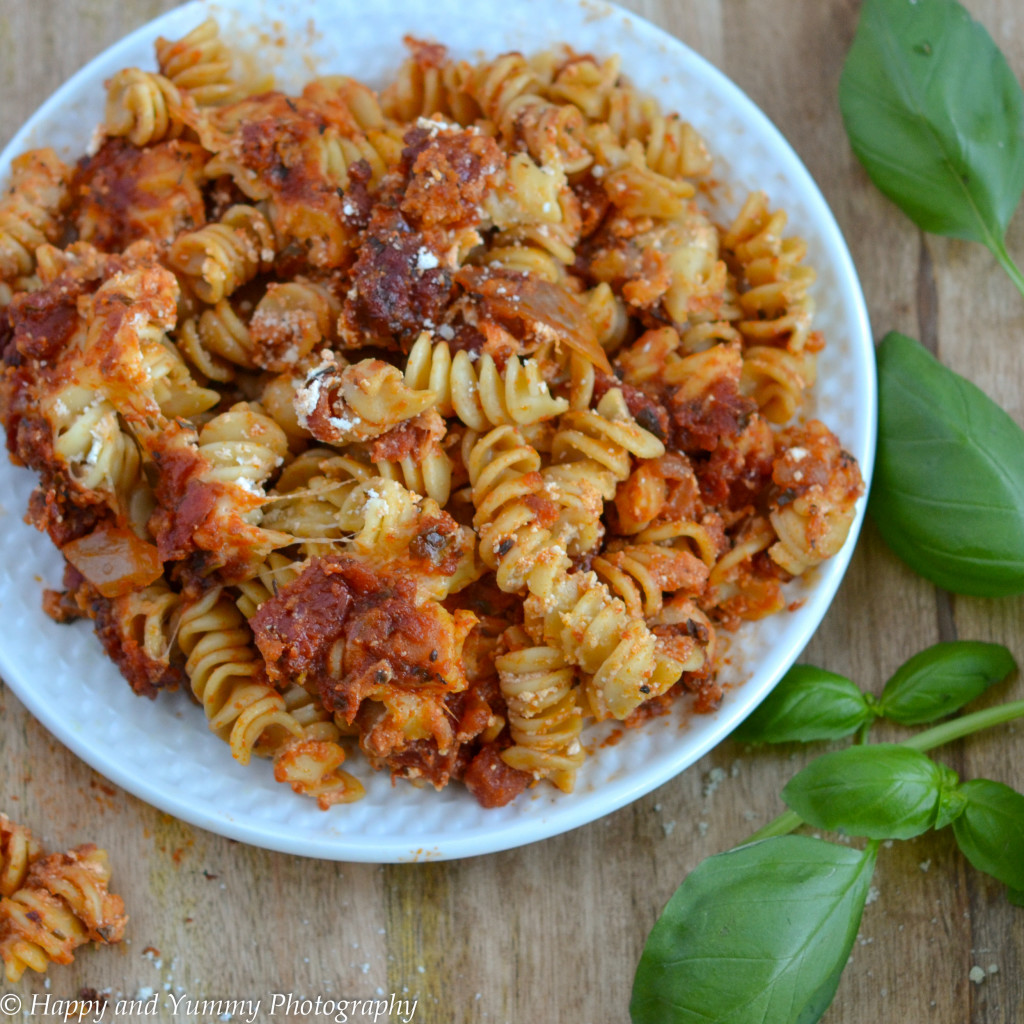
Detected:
left=463, top=744, right=531, bottom=808
left=250, top=555, right=473, bottom=724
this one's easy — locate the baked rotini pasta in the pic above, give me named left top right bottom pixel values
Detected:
left=0, top=25, right=863, bottom=810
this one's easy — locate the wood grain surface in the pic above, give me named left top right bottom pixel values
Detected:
left=1, top=1, right=1022, bottom=1022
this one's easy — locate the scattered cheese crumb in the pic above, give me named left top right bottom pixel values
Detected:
left=969, top=966, right=987, bottom=985
left=415, top=247, right=440, bottom=271
left=702, top=766, right=727, bottom=799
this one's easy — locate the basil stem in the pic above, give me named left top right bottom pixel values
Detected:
left=744, top=698, right=1024, bottom=845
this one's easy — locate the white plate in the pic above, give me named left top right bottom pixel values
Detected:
left=0, top=0, right=875, bottom=862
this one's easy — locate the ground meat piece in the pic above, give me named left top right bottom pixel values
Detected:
left=573, top=171, right=612, bottom=239
left=445, top=322, right=485, bottom=355
left=368, top=409, right=445, bottom=463
left=249, top=555, right=354, bottom=687
left=71, top=139, right=207, bottom=250
left=8, top=282, right=82, bottom=362
left=42, top=588, right=85, bottom=624
left=456, top=266, right=611, bottom=373
left=668, top=375, right=754, bottom=453
left=250, top=555, right=472, bottom=725
left=340, top=159, right=374, bottom=230
left=400, top=127, right=503, bottom=229
left=697, top=416, right=776, bottom=510
left=463, top=744, right=531, bottom=808
left=366, top=683, right=495, bottom=789
left=378, top=736, right=468, bottom=789
left=407, top=511, right=469, bottom=577
left=772, top=419, right=858, bottom=496
left=340, top=207, right=454, bottom=348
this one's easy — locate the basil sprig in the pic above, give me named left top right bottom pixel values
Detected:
left=873, top=332, right=1024, bottom=596
left=631, top=837, right=877, bottom=1024
left=839, top=0, right=1024, bottom=295
left=633, top=647, right=1024, bottom=1024
left=737, top=641, right=1015, bottom=745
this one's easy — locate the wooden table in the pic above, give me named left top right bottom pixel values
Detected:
left=1, top=1, right=1022, bottom=1021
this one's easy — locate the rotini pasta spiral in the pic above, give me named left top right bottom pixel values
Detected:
left=0, top=148, right=69, bottom=282
left=740, top=345, right=816, bottom=424
left=101, top=580, right=183, bottom=691
left=168, top=204, right=276, bottom=304
left=104, top=68, right=187, bottom=147
left=0, top=815, right=40, bottom=899
left=496, top=627, right=584, bottom=792
left=143, top=335, right=220, bottom=419
left=722, top=191, right=817, bottom=354
left=380, top=39, right=480, bottom=125
left=468, top=425, right=553, bottom=587
left=249, top=279, right=340, bottom=371
left=766, top=423, right=863, bottom=578
left=523, top=567, right=689, bottom=721
left=550, top=387, right=665, bottom=485
left=592, top=542, right=709, bottom=619
left=404, top=331, right=569, bottom=431
left=44, top=385, right=146, bottom=511
left=178, top=586, right=299, bottom=762
left=262, top=452, right=377, bottom=554
left=374, top=412, right=454, bottom=507
left=198, top=403, right=288, bottom=496
left=177, top=585, right=365, bottom=805
left=469, top=426, right=694, bottom=720
left=0, top=841, right=127, bottom=983
left=294, top=356, right=436, bottom=445
left=318, top=126, right=406, bottom=190
left=469, top=52, right=592, bottom=173
left=177, top=300, right=254, bottom=381
left=234, top=551, right=305, bottom=619
left=155, top=18, right=240, bottom=106
left=605, top=85, right=712, bottom=180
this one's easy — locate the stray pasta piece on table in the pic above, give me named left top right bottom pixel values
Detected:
left=0, top=814, right=127, bottom=983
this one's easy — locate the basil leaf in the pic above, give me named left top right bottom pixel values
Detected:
left=952, top=779, right=1024, bottom=891
left=630, top=836, right=877, bottom=1024
left=1009, top=889, right=1024, bottom=908
left=879, top=641, right=1017, bottom=725
left=733, top=665, right=872, bottom=744
left=839, top=0, right=1024, bottom=258
left=782, top=744, right=945, bottom=840
left=872, top=333, right=1024, bottom=596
